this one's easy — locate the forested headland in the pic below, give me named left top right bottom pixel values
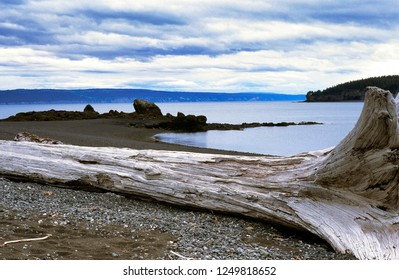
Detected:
left=306, top=75, right=399, bottom=102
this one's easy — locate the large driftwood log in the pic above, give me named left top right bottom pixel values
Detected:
left=1, top=87, right=399, bottom=259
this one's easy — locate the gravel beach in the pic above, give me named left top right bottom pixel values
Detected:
left=0, top=119, right=355, bottom=260
left=0, top=178, right=355, bottom=260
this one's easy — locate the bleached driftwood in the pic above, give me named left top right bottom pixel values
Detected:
left=0, top=234, right=52, bottom=247
left=1, top=87, right=399, bottom=259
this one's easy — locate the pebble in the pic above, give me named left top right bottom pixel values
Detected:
left=0, top=177, right=355, bottom=260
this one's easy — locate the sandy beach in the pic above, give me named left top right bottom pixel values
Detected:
left=0, top=119, right=355, bottom=259
left=0, top=118, right=256, bottom=155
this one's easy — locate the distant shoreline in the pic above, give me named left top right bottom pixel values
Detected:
left=0, top=99, right=307, bottom=105
left=0, top=88, right=305, bottom=104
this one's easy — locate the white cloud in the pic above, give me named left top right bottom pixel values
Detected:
left=0, top=37, right=396, bottom=93
left=0, top=1, right=399, bottom=92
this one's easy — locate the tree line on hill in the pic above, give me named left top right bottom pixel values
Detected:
left=306, top=75, right=399, bottom=102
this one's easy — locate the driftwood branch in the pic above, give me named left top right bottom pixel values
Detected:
left=0, top=234, right=52, bottom=247
left=169, top=250, right=196, bottom=260
left=1, top=87, right=399, bottom=259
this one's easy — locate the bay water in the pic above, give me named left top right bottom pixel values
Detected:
left=155, top=102, right=363, bottom=156
left=0, top=101, right=363, bottom=156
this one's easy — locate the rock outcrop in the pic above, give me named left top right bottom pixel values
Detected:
left=3, top=105, right=100, bottom=121
left=83, top=104, right=96, bottom=113
left=130, top=100, right=208, bottom=131
left=133, top=99, right=163, bottom=117
left=164, top=112, right=207, bottom=132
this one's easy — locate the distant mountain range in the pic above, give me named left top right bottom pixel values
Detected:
left=0, top=89, right=305, bottom=104
left=306, top=75, right=399, bottom=102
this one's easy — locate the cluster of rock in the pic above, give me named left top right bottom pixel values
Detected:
left=1, top=99, right=208, bottom=132
left=2, top=99, right=321, bottom=132
left=4, top=105, right=101, bottom=121
left=129, top=100, right=322, bottom=131
left=131, top=99, right=208, bottom=132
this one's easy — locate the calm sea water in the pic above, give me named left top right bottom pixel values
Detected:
left=155, top=102, right=363, bottom=156
left=0, top=101, right=363, bottom=156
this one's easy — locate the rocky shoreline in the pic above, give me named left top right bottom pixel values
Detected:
left=2, top=99, right=322, bottom=132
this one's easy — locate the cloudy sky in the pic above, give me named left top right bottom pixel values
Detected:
left=0, top=0, right=398, bottom=94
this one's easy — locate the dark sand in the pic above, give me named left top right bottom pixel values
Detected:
left=0, top=119, right=253, bottom=155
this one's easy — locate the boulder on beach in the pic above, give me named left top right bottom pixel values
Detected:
left=83, top=104, right=96, bottom=113
left=133, top=99, right=163, bottom=117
